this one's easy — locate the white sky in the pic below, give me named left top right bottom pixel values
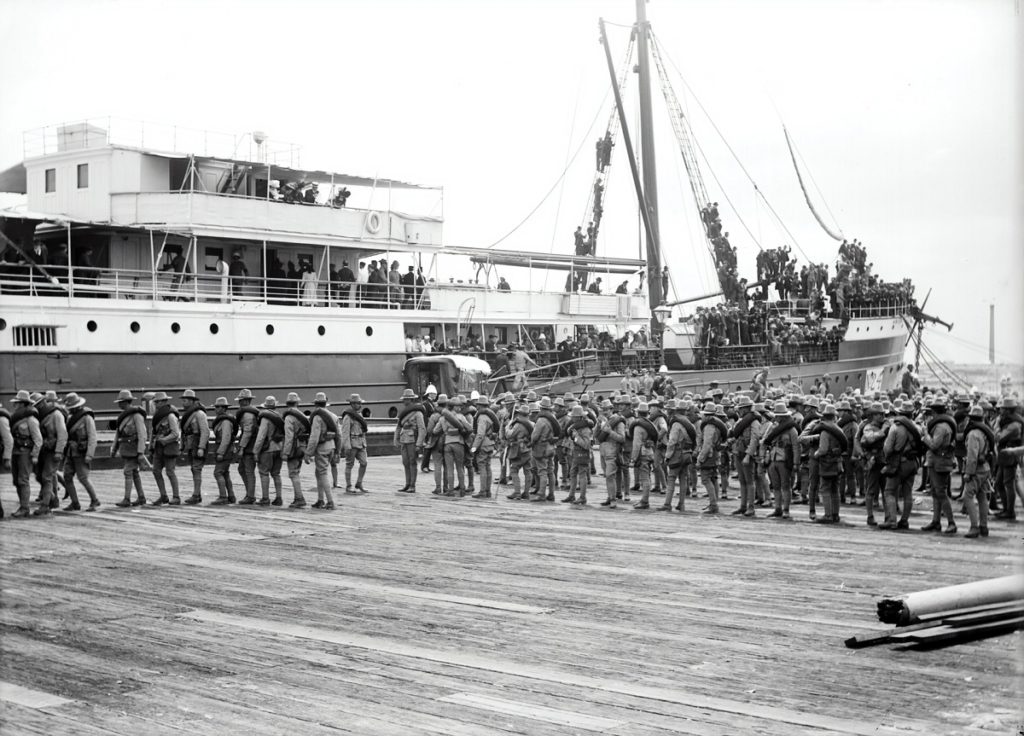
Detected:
left=1, top=0, right=1020, bottom=366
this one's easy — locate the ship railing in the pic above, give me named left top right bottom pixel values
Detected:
left=686, top=341, right=840, bottom=370
left=845, top=301, right=911, bottom=319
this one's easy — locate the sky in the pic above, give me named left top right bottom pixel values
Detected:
left=1, top=0, right=1020, bottom=367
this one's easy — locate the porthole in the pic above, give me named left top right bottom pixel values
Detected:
left=130, top=321, right=140, bottom=333
left=317, top=325, right=326, bottom=336
left=361, top=407, right=371, bottom=418
left=844, top=375, right=849, bottom=381
left=365, top=326, right=373, bottom=337
left=0, top=318, right=6, bottom=330
left=87, top=320, right=97, bottom=332
left=866, top=326, right=870, bottom=332
left=266, top=324, right=275, bottom=335
left=210, top=323, right=219, bottom=335
left=855, top=327, right=860, bottom=332
left=388, top=406, right=398, bottom=419
left=171, top=322, right=181, bottom=334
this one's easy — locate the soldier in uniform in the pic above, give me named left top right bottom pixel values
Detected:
left=614, top=394, right=635, bottom=501
left=761, top=400, right=798, bottom=519
left=180, top=389, right=210, bottom=505
left=427, top=394, right=449, bottom=494
left=962, top=404, right=994, bottom=538
left=504, top=404, right=533, bottom=500
left=663, top=400, right=697, bottom=511
left=252, top=396, right=285, bottom=506
left=62, top=392, right=100, bottom=511
left=596, top=398, right=626, bottom=508
left=696, top=402, right=727, bottom=514
left=304, top=392, right=339, bottom=510
left=340, top=394, right=369, bottom=493
left=282, top=392, right=311, bottom=508
left=111, top=389, right=149, bottom=508
left=554, top=396, right=570, bottom=490
left=496, top=393, right=515, bottom=486
left=35, top=391, right=67, bottom=515
left=921, top=396, right=957, bottom=534
left=879, top=399, right=921, bottom=530
left=855, top=402, right=888, bottom=526
left=729, top=395, right=761, bottom=517
left=813, top=403, right=847, bottom=524
left=798, top=396, right=823, bottom=519
left=530, top=396, right=559, bottom=502
left=420, top=384, right=437, bottom=474
left=395, top=388, right=426, bottom=493
left=993, top=396, right=1023, bottom=521
left=460, top=396, right=477, bottom=494
left=8, top=390, right=42, bottom=518
left=234, top=388, right=260, bottom=504
left=837, top=400, right=859, bottom=504
left=149, top=392, right=181, bottom=505
left=0, top=403, right=11, bottom=518
left=438, top=395, right=471, bottom=496
left=209, top=397, right=237, bottom=505
left=470, top=395, right=498, bottom=499
left=751, top=401, right=772, bottom=506
left=630, top=402, right=657, bottom=509
left=648, top=398, right=669, bottom=496
left=563, top=405, right=593, bottom=505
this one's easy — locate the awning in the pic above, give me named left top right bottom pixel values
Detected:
left=0, top=163, right=27, bottom=194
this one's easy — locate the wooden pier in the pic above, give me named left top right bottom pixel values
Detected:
left=1, top=458, right=1021, bottom=735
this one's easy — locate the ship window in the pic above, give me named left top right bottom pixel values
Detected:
left=77, top=163, right=89, bottom=189
left=87, top=320, right=97, bottom=332
left=361, top=408, right=371, bottom=418
left=0, top=318, right=6, bottom=330
left=130, top=321, right=140, bottom=333
left=317, top=325, right=325, bottom=336
left=45, top=168, right=56, bottom=193
left=365, top=326, right=373, bottom=337
left=388, top=407, right=398, bottom=419
left=266, top=324, right=275, bottom=335
left=13, top=325, right=57, bottom=347
left=171, top=322, right=181, bottom=333
left=210, top=323, right=219, bottom=334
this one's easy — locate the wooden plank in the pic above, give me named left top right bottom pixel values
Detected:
left=0, top=681, right=74, bottom=709
left=438, top=692, right=627, bottom=731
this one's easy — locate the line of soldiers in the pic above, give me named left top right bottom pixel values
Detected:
left=5, top=385, right=1021, bottom=540
left=1, top=387, right=374, bottom=518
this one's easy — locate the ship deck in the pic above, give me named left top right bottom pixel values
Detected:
left=1, top=458, right=1021, bottom=735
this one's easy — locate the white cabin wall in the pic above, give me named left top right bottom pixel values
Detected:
left=139, top=155, right=170, bottom=191
left=110, top=149, right=141, bottom=193
left=26, top=148, right=112, bottom=221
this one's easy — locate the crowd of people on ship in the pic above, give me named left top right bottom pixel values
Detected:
left=268, top=180, right=351, bottom=208
left=3, top=374, right=1021, bottom=544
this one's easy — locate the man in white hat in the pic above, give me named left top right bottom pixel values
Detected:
left=35, top=391, right=67, bottom=515
left=252, top=396, right=284, bottom=506
left=394, top=388, right=425, bottom=493
left=7, top=390, right=42, bottom=518
left=62, top=393, right=101, bottom=511
left=179, top=390, right=210, bottom=505
left=282, top=392, right=310, bottom=509
left=340, top=394, right=369, bottom=493
left=111, top=390, right=150, bottom=508
left=209, top=397, right=237, bottom=505
left=419, top=384, right=438, bottom=474
left=149, top=392, right=182, bottom=506
left=304, top=392, right=338, bottom=510
left=234, top=388, right=260, bottom=504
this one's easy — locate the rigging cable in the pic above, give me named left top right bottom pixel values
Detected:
left=785, top=123, right=845, bottom=237
left=485, top=89, right=610, bottom=250
left=543, top=70, right=585, bottom=291
left=783, top=125, right=844, bottom=242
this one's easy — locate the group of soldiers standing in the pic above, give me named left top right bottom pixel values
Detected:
left=4, top=382, right=1021, bottom=541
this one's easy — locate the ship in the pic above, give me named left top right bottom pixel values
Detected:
left=0, top=2, right=940, bottom=422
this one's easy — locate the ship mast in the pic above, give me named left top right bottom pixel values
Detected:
left=635, top=0, right=661, bottom=312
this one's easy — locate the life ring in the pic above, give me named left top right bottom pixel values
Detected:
left=365, top=211, right=382, bottom=235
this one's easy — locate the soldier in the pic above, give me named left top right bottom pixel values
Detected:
left=281, top=392, right=311, bottom=508
left=427, top=394, right=449, bottom=494
left=729, top=396, right=762, bottom=517
left=921, top=396, right=957, bottom=534
left=460, top=396, right=477, bottom=494
left=62, top=392, right=100, bottom=511
left=530, top=396, right=560, bottom=502
left=798, top=396, right=823, bottom=519
left=562, top=405, right=593, bottom=505
left=419, top=384, right=438, bottom=473
left=615, top=394, right=635, bottom=501
left=837, top=400, right=859, bottom=504
left=180, top=389, right=210, bottom=505
left=394, top=388, right=426, bottom=493
left=304, top=392, right=339, bottom=510
left=993, top=396, right=1023, bottom=521
left=696, top=402, right=727, bottom=514
left=0, top=401, right=12, bottom=518
left=234, top=389, right=260, bottom=504
left=253, top=396, right=285, bottom=506
left=856, top=402, right=888, bottom=526
left=470, top=395, right=498, bottom=499
left=554, top=396, right=570, bottom=490
left=630, top=402, right=658, bottom=509
left=761, top=401, right=798, bottom=519
left=580, top=392, right=599, bottom=477
left=148, top=392, right=181, bottom=505
left=716, top=397, right=733, bottom=500
left=35, top=391, right=67, bottom=515
left=209, top=397, right=237, bottom=505
left=878, top=399, right=922, bottom=530
left=438, top=395, right=471, bottom=496
left=504, top=404, right=534, bottom=500
left=663, top=400, right=697, bottom=511
left=648, top=397, right=669, bottom=495
left=340, top=394, right=369, bottom=493
left=8, top=390, right=42, bottom=518
left=813, top=403, right=848, bottom=524
left=111, top=389, right=149, bottom=508
left=596, top=398, right=626, bottom=508
left=496, top=393, right=515, bottom=486
left=962, top=404, right=995, bottom=538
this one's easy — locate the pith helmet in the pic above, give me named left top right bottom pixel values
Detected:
left=213, top=396, right=230, bottom=408
left=424, top=384, right=437, bottom=396
left=401, top=388, right=417, bottom=400
left=114, top=389, right=135, bottom=403
left=286, top=392, right=301, bottom=405
left=570, top=405, right=585, bottom=418
left=260, top=396, right=278, bottom=409
left=314, top=392, right=329, bottom=406
left=235, top=388, right=254, bottom=400
left=348, top=393, right=363, bottom=404
left=63, top=392, right=86, bottom=410
left=152, top=391, right=170, bottom=402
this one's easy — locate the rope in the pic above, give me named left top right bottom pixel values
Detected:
left=543, top=73, right=584, bottom=291
left=784, top=126, right=844, bottom=242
